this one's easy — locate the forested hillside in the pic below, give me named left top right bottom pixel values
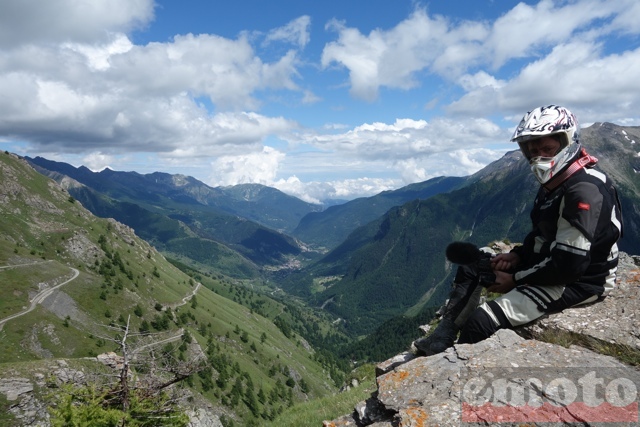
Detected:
left=302, top=150, right=534, bottom=336
left=293, top=175, right=465, bottom=249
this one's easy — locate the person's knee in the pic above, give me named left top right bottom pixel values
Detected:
left=458, top=298, right=514, bottom=344
left=458, top=307, right=498, bottom=344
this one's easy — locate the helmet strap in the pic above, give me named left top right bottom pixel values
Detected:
left=543, top=148, right=598, bottom=192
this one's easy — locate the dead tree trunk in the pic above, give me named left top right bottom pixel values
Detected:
left=119, top=315, right=131, bottom=412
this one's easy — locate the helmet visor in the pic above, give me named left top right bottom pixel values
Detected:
left=517, top=134, right=565, bottom=161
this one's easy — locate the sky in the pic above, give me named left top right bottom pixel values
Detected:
left=1, top=0, right=639, bottom=204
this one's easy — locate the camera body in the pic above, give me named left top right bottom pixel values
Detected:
left=446, top=241, right=497, bottom=288
left=475, top=250, right=497, bottom=288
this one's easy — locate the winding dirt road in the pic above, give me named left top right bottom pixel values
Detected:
left=0, top=264, right=79, bottom=330
left=0, top=265, right=201, bottom=358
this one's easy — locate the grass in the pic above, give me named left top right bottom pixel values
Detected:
left=0, top=304, right=103, bottom=363
left=525, top=328, right=640, bottom=367
left=186, top=281, right=337, bottom=398
left=264, top=364, right=377, bottom=427
left=0, top=260, right=70, bottom=317
left=0, top=392, right=17, bottom=427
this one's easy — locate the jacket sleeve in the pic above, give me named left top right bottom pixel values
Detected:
left=513, top=181, right=603, bottom=286
left=510, top=230, right=535, bottom=262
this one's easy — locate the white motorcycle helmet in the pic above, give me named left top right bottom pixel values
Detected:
left=511, top=105, right=580, bottom=184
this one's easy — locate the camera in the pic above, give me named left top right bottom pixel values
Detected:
left=445, top=242, right=496, bottom=288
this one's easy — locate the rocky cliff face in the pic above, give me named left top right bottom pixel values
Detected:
left=324, top=252, right=640, bottom=427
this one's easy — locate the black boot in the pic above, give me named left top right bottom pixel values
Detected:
left=414, top=318, right=459, bottom=355
left=413, top=264, right=483, bottom=355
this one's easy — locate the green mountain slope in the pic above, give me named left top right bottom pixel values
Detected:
left=62, top=183, right=262, bottom=279
left=293, top=176, right=465, bottom=249
left=580, top=122, right=640, bottom=254
left=219, top=183, right=323, bottom=233
left=309, top=151, right=534, bottom=335
left=27, top=157, right=306, bottom=274
left=0, top=152, right=342, bottom=426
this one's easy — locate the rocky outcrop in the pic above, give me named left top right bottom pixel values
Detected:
left=96, top=351, right=126, bottom=370
left=324, top=252, right=640, bottom=426
left=327, top=329, right=640, bottom=427
left=0, top=357, right=223, bottom=427
left=186, top=408, right=224, bottom=427
left=0, top=360, right=85, bottom=426
left=0, top=376, right=49, bottom=427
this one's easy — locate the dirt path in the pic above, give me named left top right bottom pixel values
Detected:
left=180, top=282, right=201, bottom=306
left=131, top=328, right=184, bottom=359
left=132, top=283, right=200, bottom=358
left=167, top=282, right=201, bottom=310
left=0, top=265, right=79, bottom=330
left=0, top=260, right=52, bottom=270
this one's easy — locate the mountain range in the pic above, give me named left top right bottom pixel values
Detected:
left=24, top=122, right=640, bottom=340
left=27, top=157, right=318, bottom=279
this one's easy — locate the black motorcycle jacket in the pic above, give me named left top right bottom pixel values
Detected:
left=511, top=150, right=623, bottom=297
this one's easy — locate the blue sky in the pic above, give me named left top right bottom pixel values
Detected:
left=1, top=0, right=639, bottom=203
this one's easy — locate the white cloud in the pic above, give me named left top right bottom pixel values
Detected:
left=0, top=0, right=154, bottom=47
left=458, top=71, right=504, bottom=92
left=0, top=31, right=302, bottom=152
left=104, top=33, right=300, bottom=109
left=301, top=89, right=322, bottom=104
left=449, top=41, right=640, bottom=124
left=321, top=0, right=640, bottom=107
left=322, top=10, right=453, bottom=101
left=296, top=117, right=505, bottom=162
left=486, top=0, right=608, bottom=68
left=395, top=158, right=429, bottom=183
left=264, top=16, right=311, bottom=48
left=609, top=0, right=640, bottom=34
left=394, top=147, right=506, bottom=183
left=261, top=118, right=509, bottom=202
left=209, top=146, right=285, bottom=186
left=273, top=176, right=401, bottom=204
left=321, top=8, right=495, bottom=100
left=166, top=112, right=297, bottom=158
left=63, top=34, right=134, bottom=71
left=83, top=153, right=114, bottom=172
left=271, top=146, right=506, bottom=203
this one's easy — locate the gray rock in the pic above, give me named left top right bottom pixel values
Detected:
left=96, top=351, right=125, bottom=369
left=326, top=329, right=640, bottom=426
left=354, top=396, right=395, bottom=425
left=0, top=377, right=49, bottom=426
left=326, top=256, right=640, bottom=426
left=0, top=377, right=33, bottom=401
left=375, top=351, right=416, bottom=377
left=186, top=408, right=223, bottom=427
